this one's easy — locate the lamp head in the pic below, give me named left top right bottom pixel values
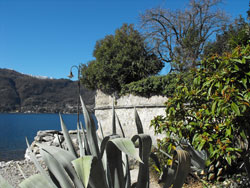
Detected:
left=68, top=71, right=74, bottom=78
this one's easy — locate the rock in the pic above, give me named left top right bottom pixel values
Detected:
left=52, top=135, right=63, bottom=146
left=208, top=173, right=215, bottom=181
left=37, top=130, right=57, bottom=137
left=208, top=165, right=214, bottom=173
left=217, top=168, right=223, bottom=176
left=215, top=161, right=221, bottom=168
left=41, top=135, right=54, bottom=142
left=68, top=130, right=77, bottom=134
left=24, top=130, right=81, bottom=160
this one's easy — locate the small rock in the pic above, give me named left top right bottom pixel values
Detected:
left=208, top=173, right=215, bottom=181
left=217, top=168, right=223, bottom=176
left=208, top=165, right=215, bottom=173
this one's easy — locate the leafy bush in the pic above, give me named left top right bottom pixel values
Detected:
left=151, top=45, right=250, bottom=176
left=121, top=72, right=194, bottom=98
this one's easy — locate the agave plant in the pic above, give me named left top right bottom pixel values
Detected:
left=0, top=96, right=192, bottom=188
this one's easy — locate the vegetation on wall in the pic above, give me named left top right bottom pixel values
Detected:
left=120, top=71, right=194, bottom=98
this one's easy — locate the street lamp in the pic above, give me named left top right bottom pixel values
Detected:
left=68, top=65, right=81, bottom=125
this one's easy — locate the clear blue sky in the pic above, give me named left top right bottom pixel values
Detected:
left=0, top=0, right=249, bottom=80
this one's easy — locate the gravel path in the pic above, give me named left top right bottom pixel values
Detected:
left=0, top=159, right=203, bottom=188
left=0, top=160, right=46, bottom=187
left=0, top=160, right=162, bottom=188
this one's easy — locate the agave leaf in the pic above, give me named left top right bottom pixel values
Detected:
left=115, top=112, right=125, bottom=137
left=131, top=134, right=152, bottom=188
left=159, top=167, right=175, bottom=188
left=172, top=150, right=191, bottom=188
left=40, top=149, right=75, bottom=188
left=80, top=122, right=91, bottom=155
left=110, top=137, right=142, bottom=163
left=80, top=95, right=100, bottom=158
left=98, top=121, right=105, bottom=139
left=25, top=138, right=56, bottom=188
left=112, top=100, right=117, bottom=135
left=134, top=108, right=144, bottom=134
left=19, top=174, right=55, bottom=188
left=150, top=152, right=161, bottom=170
left=38, top=144, right=84, bottom=188
left=72, top=156, right=93, bottom=188
left=88, top=157, right=109, bottom=188
left=100, top=136, right=111, bottom=159
left=77, top=122, right=85, bottom=157
left=0, top=175, right=14, bottom=188
left=59, top=114, right=77, bottom=158
left=161, top=150, right=191, bottom=188
left=106, top=138, right=125, bottom=188
left=123, top=154, right=131, bottom=188
left=180, top=140, right=207, bottom=170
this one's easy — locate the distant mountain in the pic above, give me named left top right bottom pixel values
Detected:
left=0, top=68, right=95, bottom=113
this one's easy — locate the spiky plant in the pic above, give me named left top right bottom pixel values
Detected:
left=0, top=96, right=192, bottom=188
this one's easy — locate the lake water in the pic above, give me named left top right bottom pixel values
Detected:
left=0, top=113, right=86, bottom=161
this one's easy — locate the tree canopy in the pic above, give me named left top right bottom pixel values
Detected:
left=140, top=0, right=228, bottom=72
left=203, top=15, right=250, bottom=57
left=81, top=24, right=163, bottom=94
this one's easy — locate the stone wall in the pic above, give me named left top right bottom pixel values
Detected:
left=94, top=90, right=168, bottom=144
left=25, top=130, right=79, bottom=160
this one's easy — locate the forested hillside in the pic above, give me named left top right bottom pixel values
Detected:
left=0, top=69, right=95, bottom=113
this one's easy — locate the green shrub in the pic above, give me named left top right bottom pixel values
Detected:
left=151, top=45, right=250, bottom=176
left=121, top=72, right=193, bottom=97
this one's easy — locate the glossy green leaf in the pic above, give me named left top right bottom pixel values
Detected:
left=72, top=156, right=93, bottom=188
left=231, top=102, right=240, bottom=115
left=240, top=130, right=247, bottom=139
left=212, top=101, right=217, bottom=115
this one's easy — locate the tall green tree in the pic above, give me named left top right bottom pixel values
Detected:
left=81, top=24, right=163, bottom=94
left=140, top=0, right=228, bottom=72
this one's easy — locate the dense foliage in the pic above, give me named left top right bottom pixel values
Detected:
left=151, top=44, right=250, bottom=173
left=120, top=72, right=193, bottom=97
left=203, top=16, right=250, bottom=57
left=81, top=24, right=163, bottom=94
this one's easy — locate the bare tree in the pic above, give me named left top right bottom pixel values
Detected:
left=140, top=0, right=228, bottom=72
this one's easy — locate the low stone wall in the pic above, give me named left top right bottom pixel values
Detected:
left=25, top=130, right=78, bottom=160
left=94, top=90, right=168, bottom=144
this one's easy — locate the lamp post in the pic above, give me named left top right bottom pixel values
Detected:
left=68, top=65, right=81, bottom=125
